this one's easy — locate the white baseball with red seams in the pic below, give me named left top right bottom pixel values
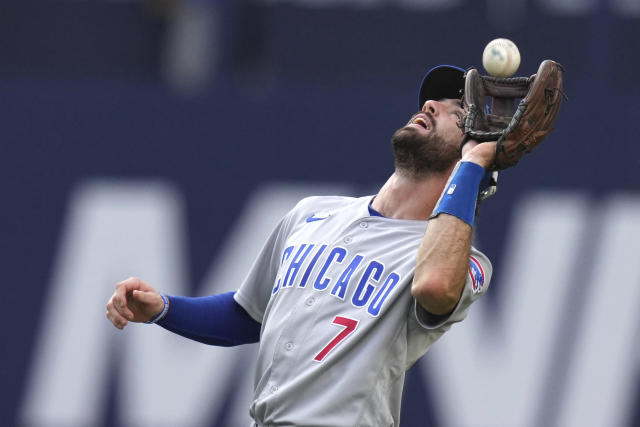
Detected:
left=234, top=194, right=492, bottom=427
left=482, top=38, right=521, bottom=77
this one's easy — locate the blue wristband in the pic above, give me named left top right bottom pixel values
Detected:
left=432, top=161, right=485, bottom=226
left=146, top=293, right=169, bottom=324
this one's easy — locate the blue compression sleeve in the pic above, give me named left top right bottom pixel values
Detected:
left=156, top=291, right=261, bottom=346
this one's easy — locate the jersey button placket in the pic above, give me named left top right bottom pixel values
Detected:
left=268, top=298, right=307, bottom=398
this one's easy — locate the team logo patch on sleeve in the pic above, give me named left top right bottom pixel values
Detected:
left=469, top=256, right=485, bottom=293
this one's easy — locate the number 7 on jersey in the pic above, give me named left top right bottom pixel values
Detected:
left=313, top=316, right=359, bottom=362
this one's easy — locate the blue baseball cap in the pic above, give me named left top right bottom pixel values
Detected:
left=418, top=65, right=466, bottom=108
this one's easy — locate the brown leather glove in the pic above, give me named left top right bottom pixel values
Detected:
left=461, top=60, right=566, bottom=170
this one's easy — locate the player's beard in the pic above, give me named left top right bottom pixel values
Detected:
left=391, top=125, right=460, bottom=177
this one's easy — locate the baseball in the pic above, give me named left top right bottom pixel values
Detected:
left=482, top=38, right=521, bottom=77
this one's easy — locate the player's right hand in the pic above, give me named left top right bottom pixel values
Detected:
left=106, top=277, right=165, bottom=329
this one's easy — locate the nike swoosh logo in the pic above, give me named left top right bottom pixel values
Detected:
left=306, top=214, right=328, bottom=223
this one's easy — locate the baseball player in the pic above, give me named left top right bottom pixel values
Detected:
left=106, top=64, right=495, bottom=427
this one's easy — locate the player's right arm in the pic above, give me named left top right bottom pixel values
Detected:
left=106, top=204, right=298, bottom=342
left=106, top=196, right=307, bottom=345
left=106, top=277, right=262, bottom=346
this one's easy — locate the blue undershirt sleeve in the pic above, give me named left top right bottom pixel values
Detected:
left=156, top=291, right=261, bottom=346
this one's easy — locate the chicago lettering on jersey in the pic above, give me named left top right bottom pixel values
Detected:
left=272, top=243, right=401, bottom=316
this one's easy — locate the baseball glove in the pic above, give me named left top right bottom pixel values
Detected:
left=461, top=59, right=566, bottom=170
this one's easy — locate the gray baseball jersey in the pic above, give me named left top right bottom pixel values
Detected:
left=234, top=195, right=492, bottom=427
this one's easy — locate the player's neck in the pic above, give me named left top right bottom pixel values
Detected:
left=372, top=170, right=451, bottom=221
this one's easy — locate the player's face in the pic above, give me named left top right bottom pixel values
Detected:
left=391, top=99, right=464, bottom=176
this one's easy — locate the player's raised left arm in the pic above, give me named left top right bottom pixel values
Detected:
left=412, top=142, right=495, bottom=315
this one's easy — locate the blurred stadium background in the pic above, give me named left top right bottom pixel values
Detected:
left=3, top=0, right=640, bottom=426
